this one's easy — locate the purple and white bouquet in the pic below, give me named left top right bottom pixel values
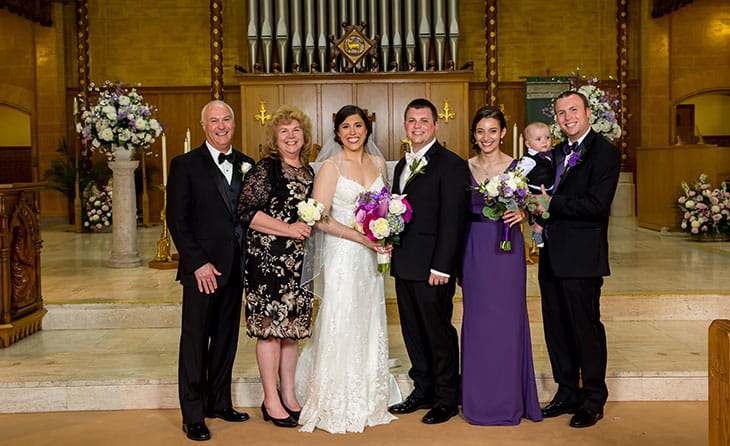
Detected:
left=677, top=173, right=730, bottom=236
left=76, top=81, right=162, bottom=159
left=475, top=170, right=540, bottom=251
left=353, top=187, right=413, bottom=273
left=542, top=69, right=622, bottom=143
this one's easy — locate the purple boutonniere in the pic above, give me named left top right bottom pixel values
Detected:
left=567, top=151, right=582, bottom=168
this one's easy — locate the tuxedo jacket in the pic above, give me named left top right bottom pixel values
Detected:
left=544, top=129, right=620, bottom=278
left=167, top=143, right=255, bottom=288
left=390, top=141, right=469, bottom=281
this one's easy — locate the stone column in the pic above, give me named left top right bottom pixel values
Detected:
left=107, top=160, right=143, bottom=268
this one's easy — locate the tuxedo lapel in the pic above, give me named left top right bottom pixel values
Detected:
left=393, top=158, right=406, bottom=194
left=557, top=131, right=594, bottom=191
left=198, top=145, right=235, bottom=217
left=402, top=142, right=440, bottom=193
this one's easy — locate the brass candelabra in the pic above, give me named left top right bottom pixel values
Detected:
left=148, top=185, right=178, bottom=269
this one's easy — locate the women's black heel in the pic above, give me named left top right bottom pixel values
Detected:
left=261, top=403, right=297, bottom=428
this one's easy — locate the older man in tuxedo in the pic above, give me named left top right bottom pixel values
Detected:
left=168, top=100, right=255, bottom=441
left=535, top=91, right=620, bottom=428
left=388, top=98, right=469, bottom=424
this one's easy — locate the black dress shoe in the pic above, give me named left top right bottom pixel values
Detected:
left=205, top=407, right=250, bottom=422
left=279, top=395, right=301, bottom=423
left=540, top=399, right=579, bottom=418
left=388, top=396, right=434, bottom=414
left=261, top=403, right=298, bottom=428
left=422, top=404, right=459, bottom=424
left=182, top=422, right=210, bottom=441
left=569, top=408, right=603, bottom=428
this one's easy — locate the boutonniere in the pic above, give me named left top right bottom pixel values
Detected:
left=563, top=149, right=584, bottom=176
left=240, top=161, right=252, bottom=180
left=402, top=139, right=428, bottom=183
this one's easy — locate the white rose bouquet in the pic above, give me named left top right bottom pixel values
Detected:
left=76, top=80, right=163, bottom=159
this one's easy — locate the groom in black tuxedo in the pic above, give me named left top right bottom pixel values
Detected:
left=167, top=100, right=254, bottom=441
left=388, top=98, right=468, bottom=424
left=535, top=91, right=620, bottom=428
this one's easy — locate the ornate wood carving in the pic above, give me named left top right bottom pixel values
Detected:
left=485, top=0, right=498, bottom=106
left=329, top=23, right=380, bottom=72
left=0, top=183, right=46, bottom=348
left=617, top=0, right=630, bottom=171
left=210, top=0, right=225, bottom=100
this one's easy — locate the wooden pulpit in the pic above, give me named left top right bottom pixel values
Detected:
left=709, top=320, right=730, bottom=446
left=0, top=182, right=47, bottom=347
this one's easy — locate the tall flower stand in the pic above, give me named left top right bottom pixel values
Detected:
left=106, top=158, right=143, bottom=268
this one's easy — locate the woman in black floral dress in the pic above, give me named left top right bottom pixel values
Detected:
left=236, top=105, right=314, bottom=428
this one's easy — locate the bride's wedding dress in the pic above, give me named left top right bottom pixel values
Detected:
left=295, top=169, right=398, bottom=434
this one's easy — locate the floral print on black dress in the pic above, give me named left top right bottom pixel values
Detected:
left=237, top=157, right=314, bottom=339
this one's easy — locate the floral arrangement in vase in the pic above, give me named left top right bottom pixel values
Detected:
left=76, top=81, right=162, bottom=160
left=677, top=173, right=730, bottom=239
left=83, top=180, right=113, bottom=232
left=542, top=69, right=622, bottom=143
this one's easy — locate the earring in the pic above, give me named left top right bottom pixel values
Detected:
left=500, top=139, right=504, bottom=145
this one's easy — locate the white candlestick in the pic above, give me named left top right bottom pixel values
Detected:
left=518, top=135, right=524, bottom=159
left=512, top=124, right=518, bottom=158
left=185, top=128, right=191, bottom=153
left=161, top=133, right=168, bottom=185
left=73, top=97, right=78, bottom=115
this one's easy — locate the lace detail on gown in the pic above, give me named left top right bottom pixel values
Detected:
left=295, top=174, right=398, bottom=433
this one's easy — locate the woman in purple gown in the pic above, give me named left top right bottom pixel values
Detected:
left=460, top=106, right=542, bottom=426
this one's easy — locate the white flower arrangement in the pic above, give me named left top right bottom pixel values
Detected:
left=677, top=173, right=730, bottom=236
left=76, top=81, right=163, bottom=159
left=543, top=70, right=622, bottom=143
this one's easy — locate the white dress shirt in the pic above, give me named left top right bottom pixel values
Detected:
left=206, top=142, right=233, bottom=185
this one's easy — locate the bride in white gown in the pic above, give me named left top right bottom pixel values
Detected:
left=295, top=105, right=398, bottom=433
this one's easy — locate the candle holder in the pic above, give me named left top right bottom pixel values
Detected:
left=149, top=185, right=179, bottom=269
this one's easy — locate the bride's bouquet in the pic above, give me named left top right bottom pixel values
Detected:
left=475, top=170, right=542, bottom=251
left=353, top=187, right=412, bottom=273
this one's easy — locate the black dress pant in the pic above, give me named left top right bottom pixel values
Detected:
left=395, top=278, right=460, bottom=407
left=178, top=277, right=243, bottom=424
left=538, top=246, right=608, bottom=413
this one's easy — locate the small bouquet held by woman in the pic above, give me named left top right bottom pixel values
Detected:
left=475, top=170, right=544, bottom=251
left=353, top=187, right=413, bottom=272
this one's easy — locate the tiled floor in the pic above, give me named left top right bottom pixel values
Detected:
left=40, top=217, right=730, bottom=303
left=0, top=217, right=727, bottom=410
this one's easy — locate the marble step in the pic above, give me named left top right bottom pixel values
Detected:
left=0, top=321, right=710, bottom=413
left=43, top=293, right=730, bottom=331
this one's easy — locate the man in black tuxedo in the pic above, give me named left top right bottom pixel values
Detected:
left=535, top=91, right=620, bottom=428
left=167, top=100, right=255, bottom=441
left=388, top=98, right=468, bottom=424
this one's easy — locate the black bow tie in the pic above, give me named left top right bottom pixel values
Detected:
left=563, top=142, right=579, bottom=156
left=536, top=151, right=551, bottom=160
left=218, top=152, right=235, bottom=164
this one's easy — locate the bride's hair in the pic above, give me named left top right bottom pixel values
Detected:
left=333, top=105, right=372, bottom=146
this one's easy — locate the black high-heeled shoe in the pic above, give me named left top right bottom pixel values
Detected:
left=261, top=403, right=297, bottom=428
left=279, top=395, right=301, bottom=423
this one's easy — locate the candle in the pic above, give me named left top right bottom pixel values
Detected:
left=512, top=124, right=518, bottom=158
left=185, top=128, right=191, bottom=153
left=73, top=97, right=78, bottom=115
left=161, top=133, right=168, bottom=185
left=518, top=135, right=524, bottom=159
